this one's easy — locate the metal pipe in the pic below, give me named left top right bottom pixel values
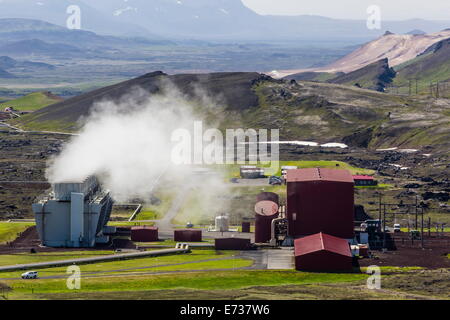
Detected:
left=270, top=217, right=284, bottom=246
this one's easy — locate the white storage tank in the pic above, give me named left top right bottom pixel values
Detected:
left=215, top=215, right=230, bottom=232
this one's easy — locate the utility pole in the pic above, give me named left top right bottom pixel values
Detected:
left=428, top=217, right=431, bottom=237
left=382, top=204, right=387, bottom=250
left=409, top=80, right=412, bottom=96
left=378, top=193, right=382, bottom=223
left=421, top=206, right=424, bottom=249
left=436, top=81, right=440, bottom=98
left=416, top=79, right=418, bottom=95
left=415, top=195, right=418, bottom=230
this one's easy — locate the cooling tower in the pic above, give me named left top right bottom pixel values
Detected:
left=32, top=176, right=113, bottom=248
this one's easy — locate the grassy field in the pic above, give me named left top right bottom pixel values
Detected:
left=0, top=250, right=248, bottom=279
left=0, top=250, right=114, bottom=267
left=0, top=92, right=61, bottom=111
left=2, top=270, right=368, bottom=298
left=0, top=222, right=34, bottom=244
left=221, top=161, right=375, bottom=179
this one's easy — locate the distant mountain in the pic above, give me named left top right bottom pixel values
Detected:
left=394, top=38, right=450, bottom=89
left=406, top=29, right=426, bottom=35
left=274, top=29, right=450, bottom=77
left=329, top=58, right=396, bottom=92
left=2, top=0, right=448, bottom=41
left=0, top=67, right=16, bottom=78
left=0, top=39, right=82, bottom=57
left=0, top=56, right=55, bottom=70
left=0, top=19, right=170, bottom=48
left=0, top=0, right=156, bottom=37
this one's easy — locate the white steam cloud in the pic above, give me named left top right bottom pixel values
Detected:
left=46, top=86, right=228, bottom=211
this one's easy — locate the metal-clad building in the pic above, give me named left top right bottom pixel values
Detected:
left=286, top=168, right=354, bottom=239
left=215, top=238, right=251, bottom=250
left=32, top=176, right=113, bottom=248
left=174, top=229, right=202, bottom=242
left=131, top=226, right=159, bottom=242
left=294, top=232, right=353, bottom=271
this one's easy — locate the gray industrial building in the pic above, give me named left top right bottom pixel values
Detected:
left=32, top=176, right=114, bottom=248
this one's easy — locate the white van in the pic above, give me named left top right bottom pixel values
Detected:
left=21, top=271, right=38, bottom=279
left=393, top=224, right=401, bottom=233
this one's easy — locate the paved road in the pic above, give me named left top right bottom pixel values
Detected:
left=266, top=248, right=294, bottom=270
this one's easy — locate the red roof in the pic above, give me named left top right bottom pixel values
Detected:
left=286, top=168, right=354, bottom=183
left=131, top=226, right=158, bottom=231
left=294, top=232, right=352, bottom=257
left=353, top=175, right=374, bottom=180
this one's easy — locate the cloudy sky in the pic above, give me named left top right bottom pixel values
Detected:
left=242, top=0, right=450, bottom=20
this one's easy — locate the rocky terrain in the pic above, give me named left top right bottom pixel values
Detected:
left=275, top=29, right=450, bottom=77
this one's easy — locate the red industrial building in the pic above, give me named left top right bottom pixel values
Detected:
left=286, top=168, right=355, bottom=239
left=294, top=232, right=353, bottom=271
left=254, top=197, right=279, bottom=243
left=174, top=229, right=202, bottom=242
left=130, top=226, right=159, bottom=242
left=215, top=238, right=252, bottom=250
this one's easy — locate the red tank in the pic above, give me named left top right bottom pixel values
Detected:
left=241, top=222, right=251, bottom=233
left=254, top=199, right=279, bottom=243
left=256, top=192, right=279, bottom=204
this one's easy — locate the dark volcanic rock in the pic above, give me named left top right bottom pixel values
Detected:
left=422, top=192, right=449, bottom=202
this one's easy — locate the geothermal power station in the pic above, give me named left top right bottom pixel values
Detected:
left=30, top=168, right=373, bottom=272
left=32, top=176, right=113, bottom=248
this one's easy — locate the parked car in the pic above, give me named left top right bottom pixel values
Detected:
left=269, top=176, right=283, bottom=185
left=21, top=271, right=38, bottom=279
left=393, top=224, right=401, bottom=233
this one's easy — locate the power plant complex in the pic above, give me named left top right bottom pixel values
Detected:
left=31, top=168, right=367, bottom=272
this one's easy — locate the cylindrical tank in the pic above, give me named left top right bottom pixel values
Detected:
left=254, top=200, right=279, bottom=243
left=215, top=215, right=229, bottom=232
left=256, top=192, right=279, bottom=204
left=241, top=222, right=251, bottom=233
